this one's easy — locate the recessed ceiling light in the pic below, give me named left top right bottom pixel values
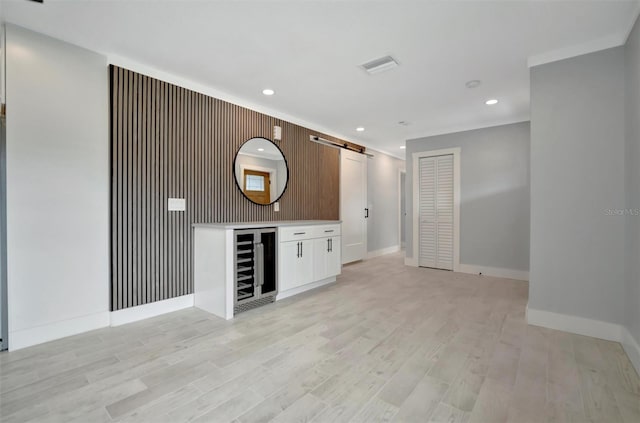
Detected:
left=258, top=148, right=265, bottom=152
left=262, top=89, right=275, bottom=96
left=466, top=80, right=482, bottom=89
left=400, top=146, right=406, bottom=149
left=356, top=127, right=365, bottom=132
left=485, top=99, right=498, bottom=105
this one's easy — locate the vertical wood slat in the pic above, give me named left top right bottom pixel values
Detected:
left=110, top=65, right=349, bottom=311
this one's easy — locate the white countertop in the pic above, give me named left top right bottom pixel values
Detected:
left=193, top=220, right=341, bottom=229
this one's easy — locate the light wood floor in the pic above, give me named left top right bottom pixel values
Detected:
left=1, top=253, right=639, bottom=423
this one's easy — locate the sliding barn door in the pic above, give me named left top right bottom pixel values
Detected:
left=340, top=149, right=367, bottom=264
left=418, top=154, right=453, bottom=270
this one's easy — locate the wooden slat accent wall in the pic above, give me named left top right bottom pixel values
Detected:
left=110, top=65, right=355, bottom=311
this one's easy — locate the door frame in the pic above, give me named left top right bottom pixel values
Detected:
left=411, top=148, right=460, bottom=271
left=397, top=168, right=406, bottom=249
left=239, top=164, right=277, bottom=203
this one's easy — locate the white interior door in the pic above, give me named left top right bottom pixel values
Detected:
left=340, top=149, right=367, bottom=264
left=419, top=155, right=453, bottom=270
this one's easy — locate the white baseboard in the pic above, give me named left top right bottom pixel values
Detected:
left=110, top=294, right=194, bottom=327
left=527, top=305, right=640, bottom=375
left=404, top=257, right=418, bottom=267
left=367, top=245, right=400, bottom=259
left=276, top=277, right=336, bottom=301
left=9, top=311, right=110, bottom=351
left=622, top=327, right=640, bottom=376
left=458, top=264, right=529, bottom=281
left=526, top=305, right=623, bottom=342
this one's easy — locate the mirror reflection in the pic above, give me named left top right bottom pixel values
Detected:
left=234, top=137, right=288, bottom=205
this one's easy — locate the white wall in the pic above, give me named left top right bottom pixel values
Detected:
left=529, top=47, right=626, bottom=327
left=6, top=25, right=109, bottom=350
left=405, top=122, right=530, bottom=276
left=624, top=14, right=640, bottom=369
left=366, top=150, right=405, bottom=256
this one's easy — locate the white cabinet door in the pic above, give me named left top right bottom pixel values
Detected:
left=327, top=236, right=341, bottom=277
left=298, top=240, right=314, bottom=286
left=279, top=241, right=298, bottom=292
left=313, top=238, right=329, bottom=281
left=313, top=236, right=342, bottom=281
left=279, top=240, right=313, bottom=291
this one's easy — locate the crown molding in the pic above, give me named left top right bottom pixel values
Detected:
left=528, top=3, right=640, bottom=68
left=106, top=54, right=402, bottom=159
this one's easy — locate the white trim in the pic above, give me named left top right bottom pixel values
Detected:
left=623, top=2, right=640, bottom=44
left=367, top=245, right=400, bottom=259
left=9, top=311, right=110, bottom=351
left=458, top=264, right=529, bottom=281
left=398, top=168, right=406, bottom=250
left=239, top=164, right=278, bottom=202
left=107, top=55, right=402, bottom=160
left=528, top=34, right=625, bottom=68
left=622, top=327, right=640, bottom=376
left=526, top=306, right=640, bottom=375
left=406, top=119, right=530, bottom=145
left=526, top=306, right=623, bottom=343
left=404, top=257, right=418, bottom=267
left=110, top=294, right=194, bottom=327
left=527, top=4, right=640, bottom=69
left=411, top=148, right=461, bottom=272
left=276, top=277, right=336, bottom=301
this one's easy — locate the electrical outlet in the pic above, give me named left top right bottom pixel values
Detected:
left=274, top=202, right=280, bottom=212
left=168, top=198, right=186, bottom=211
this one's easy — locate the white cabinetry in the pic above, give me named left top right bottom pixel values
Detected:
left=278, top=224, right=342, bottom=299
left=313, top=236, right=341, bottom=281
left=279, top=239, right=313, bottom=291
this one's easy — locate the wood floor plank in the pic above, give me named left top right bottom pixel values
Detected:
left=0, top=253, right=637, bottom=423
left=393, top=375, right=449, bottom=422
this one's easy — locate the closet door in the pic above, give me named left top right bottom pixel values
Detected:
left=435, top=155, right=454, bottom=270
left=418, top=155, right=453, bottom=270
left=418, top=157, right=437, bottom=268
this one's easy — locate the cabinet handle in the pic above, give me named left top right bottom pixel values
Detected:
left=330, top=238, right=333, bottom=252
left=296, top=242, right=300, bottom=258
left=327, top=239, right=330, bottom=253
left=365, top=208, right=369, bottom=218
left=301, top=242, right=303, bottom=257
left=294, top=232, right=306, bottom=235
left=324, top=230, right=334, bottom=233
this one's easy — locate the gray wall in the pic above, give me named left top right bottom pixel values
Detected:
left=0, top=119, right=6, bottom=351
left=366, top=150, right=405, bottom=253
left=529, top=47, right=626, bottom=325
left=406, top=122, right=530, bottom=272
left=6, top=25, right=110, bottom=349
left=625, top=16, right=640, bottom=354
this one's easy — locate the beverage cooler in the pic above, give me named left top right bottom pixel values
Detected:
left=234, top=228, right=277, bottom=313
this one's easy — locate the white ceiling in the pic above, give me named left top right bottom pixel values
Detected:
left=239, top=138, right=284, bottom=162
left=3, top=0, right=639, bottom=159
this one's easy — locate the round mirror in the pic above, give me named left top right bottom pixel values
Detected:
left=233, top=137, right=289, bottom=205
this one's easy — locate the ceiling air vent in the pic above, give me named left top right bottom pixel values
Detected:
left=360, top=56, right=398, bottom=75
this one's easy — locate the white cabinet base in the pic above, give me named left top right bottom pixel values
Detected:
left=276, top=276, right=337, bottom=301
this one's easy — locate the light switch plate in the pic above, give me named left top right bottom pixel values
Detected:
left=274, top=202, right=280, bottom=212
left=274, top=125, right=282, bottom=141
left=168, top=198, right=186, bottom=211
